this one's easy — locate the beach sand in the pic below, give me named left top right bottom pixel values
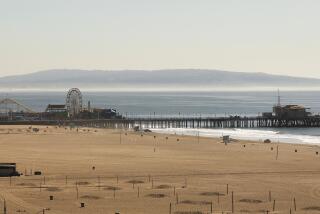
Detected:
left=0, top=125, right=320, bottom=213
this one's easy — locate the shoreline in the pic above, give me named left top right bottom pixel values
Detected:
left=151, top=127, right=320, bottom=146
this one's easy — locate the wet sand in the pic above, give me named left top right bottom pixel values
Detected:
left=0, top=125, right=320, bottom=213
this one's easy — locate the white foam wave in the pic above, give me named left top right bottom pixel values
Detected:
left=151, top=128, right=320, bottom=145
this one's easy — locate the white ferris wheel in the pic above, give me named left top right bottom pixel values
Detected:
left=66, top=88, right=83, bottom=117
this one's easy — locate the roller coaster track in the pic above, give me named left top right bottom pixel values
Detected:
left=0, top=98, right=35, bottom=113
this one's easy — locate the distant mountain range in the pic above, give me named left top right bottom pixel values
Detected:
left=0, top=69, right=319, bottom=90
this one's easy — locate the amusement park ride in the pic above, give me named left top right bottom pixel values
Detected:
left=0, top=98, right=36, bottom=120
left=0, top=88, right=119, bottom=121
left=66, top=88, right=83, bottom=117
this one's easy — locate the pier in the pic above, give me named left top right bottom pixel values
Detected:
left=2, top=88, right=319, bottom=129
left=2, top=115, right=320, bottom=129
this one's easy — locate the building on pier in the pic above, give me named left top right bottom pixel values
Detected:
left=45, top=104, right=66, bottom=113
left=263, top=90, right=311, bottom=120
left=273, top=105, right=311, bottom=119
left=44, top=104, right=68, bottom=119
left=79, top=108, right=119, bottom=119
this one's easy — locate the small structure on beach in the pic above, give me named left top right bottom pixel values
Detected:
left=223, top=135, right=230, bottom=145
left=264, top=139, right=271, bottom=143
left=0, top=163, right=20, bottom=177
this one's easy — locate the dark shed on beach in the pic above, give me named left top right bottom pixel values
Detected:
left=0, top=163, right=19, bottom=177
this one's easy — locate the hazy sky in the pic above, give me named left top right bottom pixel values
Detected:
left=1, top=0, right=320, bottom=78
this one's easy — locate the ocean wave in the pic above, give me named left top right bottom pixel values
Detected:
left=151, top=128, right=320, bottom=145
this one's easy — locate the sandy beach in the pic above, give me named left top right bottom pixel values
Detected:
left=0, top=125, right=320, bottom=213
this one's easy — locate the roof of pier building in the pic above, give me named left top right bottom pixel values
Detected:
left=45, top=104, right=66, bottom=112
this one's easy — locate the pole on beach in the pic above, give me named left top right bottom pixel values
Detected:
left=76, top=187, right=79, bottom=199
left=76, top=182, right=79, bottom=199
left=227, top=184, right=229, bottom=195
left=293, top=197, right=297, bottom=211
left=231, top=191, right=234, bottom=213
left=169, top=202, right=172, bottom=214
left=273, top=199, right=276, bottom=211
left=197, top=131, right=200, bottom=144
left=276, top=146, right=279, bottom=160
left=268, top=191, right=271, bottom=202
left=3, top=199, right=7, bottom=214
left=98, top=176, right=101, bottom=190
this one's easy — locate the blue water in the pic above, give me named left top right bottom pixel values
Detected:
left=1, top=90, right=320, bottom=144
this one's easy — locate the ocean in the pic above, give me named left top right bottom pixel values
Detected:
left=1, top=90, right=320, bottom=144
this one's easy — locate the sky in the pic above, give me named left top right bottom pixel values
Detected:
left=1, top=0, right=320, bottom=78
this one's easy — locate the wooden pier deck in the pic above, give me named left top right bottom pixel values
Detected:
left=2, top=116, right=320, bottom=129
